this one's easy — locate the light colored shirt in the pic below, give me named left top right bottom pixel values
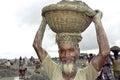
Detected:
left=113, top=59, right=120, bottom=71
left=42, top=55, right=99, bottom=80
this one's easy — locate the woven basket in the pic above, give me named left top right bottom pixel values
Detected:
left=42, top=1, right=96, bottom=33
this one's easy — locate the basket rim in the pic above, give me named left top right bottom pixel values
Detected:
left=42, top=1, right=96, bottom=17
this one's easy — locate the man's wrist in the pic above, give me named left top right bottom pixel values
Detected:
left=94, top=20, right=102, bottom=27
left=94, top=19, right=101, bottom=24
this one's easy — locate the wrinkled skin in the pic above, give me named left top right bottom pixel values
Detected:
left=33, top=10, right=110, bottom=80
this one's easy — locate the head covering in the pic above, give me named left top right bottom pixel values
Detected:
left=110, top=46, right=120, bottom=51
left=56, top=32, right=82, bottom=45
left=110, top=46, right=120, bottom=55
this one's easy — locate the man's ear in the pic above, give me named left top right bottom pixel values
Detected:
left=78, top=48, right=80, bottom=53
left=58, top=50, right=60, bottom=56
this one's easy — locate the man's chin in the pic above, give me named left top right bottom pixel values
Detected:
left=62, top=63, right=75, bottom=74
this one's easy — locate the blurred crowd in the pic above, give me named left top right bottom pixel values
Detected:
left=0, top=46, right=120, bottom=80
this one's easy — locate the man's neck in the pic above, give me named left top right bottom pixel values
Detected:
left=62, top=71, right=77, bottom=80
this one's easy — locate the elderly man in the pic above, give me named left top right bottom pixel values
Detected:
left=33, top=9, right=110, bottom=80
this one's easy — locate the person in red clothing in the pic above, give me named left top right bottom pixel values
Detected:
left=19, top=68, right=27, bottom=79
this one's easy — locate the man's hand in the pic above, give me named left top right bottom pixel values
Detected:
left=93, top=10, right=103, bottom=24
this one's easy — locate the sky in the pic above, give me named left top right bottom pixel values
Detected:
left=0, top=0, right=120, bottom=59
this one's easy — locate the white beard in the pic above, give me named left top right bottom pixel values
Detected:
left=62, top=63, right=74, bottom=74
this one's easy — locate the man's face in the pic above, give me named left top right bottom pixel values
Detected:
left=58, top=44, right=80, bottom=74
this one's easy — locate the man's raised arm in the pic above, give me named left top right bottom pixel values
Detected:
left=33, top=17, right=47, bottom=62
left=91, top=10, right=110, bottom=71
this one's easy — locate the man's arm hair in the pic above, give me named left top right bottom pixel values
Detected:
left=91, top=10, right=110, bottom=71
left=33, top=17, right=47, bottom=62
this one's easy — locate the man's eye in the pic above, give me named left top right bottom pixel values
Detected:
left=69, top=48, right=75, bottom=52
left=59, top=50, right=65, bottom=53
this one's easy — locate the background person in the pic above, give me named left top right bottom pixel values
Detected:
left=110, top=46, right=120, bottom=80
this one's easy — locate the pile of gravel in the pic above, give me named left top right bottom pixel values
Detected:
left=0, top=68, right=18, bottom=78
left=28, top=69, right=49, bottom=80
left=29, top=74, right=49, bottom=80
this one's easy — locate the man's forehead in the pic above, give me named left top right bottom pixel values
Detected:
left=59, top=44, right=75, bottom=48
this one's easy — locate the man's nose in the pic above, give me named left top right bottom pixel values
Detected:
left=65, top=50, right=70, bottom=57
